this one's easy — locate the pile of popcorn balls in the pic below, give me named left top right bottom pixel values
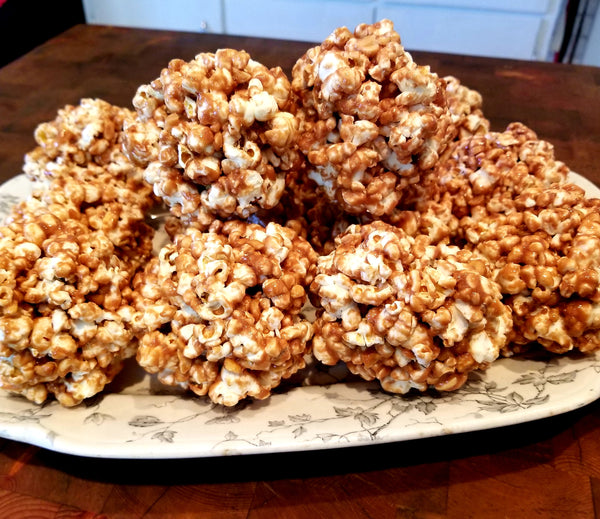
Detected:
left=1, top=19, right=599, bottom=407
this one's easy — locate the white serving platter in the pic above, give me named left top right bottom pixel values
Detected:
left=0, top=172, right=598, bottom=459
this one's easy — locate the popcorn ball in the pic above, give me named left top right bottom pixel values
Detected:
left=0, top=179, right=153, bottom=406
left=462, top=183, right=600, bottom=355
left=310, top=221, right=513, bottom=394
left=398, top=122, right=570, bottom=244
left=24, top=98, right=132, bottom=174
left=413, top=120, right=599, bottom=355
left=23, top=98, right=154, bottom=210
left=292, top=19, right=455, bottom=216
left=132, top=220, right=317, bottom=406
left=126, top=49, right=302, bottom=228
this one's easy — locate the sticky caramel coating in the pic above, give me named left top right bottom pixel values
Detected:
left=292, top=19, right=455, bottom=216
left=397, top=122, right=571, bottom=247
left=127, top=49, right=301, bottom=227
left=25, top=99, right=133, bottom=170
left=23, top=98, right=155, bottom=211
left=0, top=179, right=152, bottom=406
left=310, top=221, right=512, bottom=394
left=443, top=75, right=490, bottom=139
left=462, top=185, right=600, bottom=355
left=121, top=116, right=162, bottom=167
left=132, top=220, right=317, bottom=406
left=261, top=168, right=358, bottom=255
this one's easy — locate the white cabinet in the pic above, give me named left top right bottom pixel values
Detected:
left=223, top=0, right=375, bottom=42
left=83, top=0, right=567, bottom=61
left=82, top=0, right=223, bottom=34
left=378, top=0, right=565, bottom=60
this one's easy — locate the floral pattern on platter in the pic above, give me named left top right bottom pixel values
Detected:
left=0, top=173, right=599, bottom=459
left=0, top=352, right=599, bottom=458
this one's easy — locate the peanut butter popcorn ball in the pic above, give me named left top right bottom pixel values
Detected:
left=292, top=19, right=455, bottom=216
left=132, top=219, right=318, bottom=406
left=310, top=221, right=512, bottom=394
left=461, top=183, right=600, bottom=356
left=0, top=180, right=153, bottom=406
left=127, top=49, right=302, bottom=229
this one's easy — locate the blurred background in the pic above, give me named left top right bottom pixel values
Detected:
left=0, top=0, right=598, bottom=67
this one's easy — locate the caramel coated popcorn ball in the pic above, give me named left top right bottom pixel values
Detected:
left=133, top=220, right=317, bottom=406
left=0, top=178, right=153, bottom=406
left=292, top=19, right=455, bottom=216
left=127, top=49, right=301, bottom=229
left=24, top=98, right=132, bottom=175
left=462, top=183, right=600, bottom=355
left=422, top=122, right=569, bottom=216
left=411, top=120, right=598, bottom=355
left=23, top=98, right=154, bottom=209
left=397, top=122, right=570, bottom=245
left=310, top=221, right=512, bottom=394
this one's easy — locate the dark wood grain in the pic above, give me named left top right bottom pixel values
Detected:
left=1, top=403, right=600, bottom=518
left=0, top=24, right=600, bottom=519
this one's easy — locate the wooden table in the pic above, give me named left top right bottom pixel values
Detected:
left=1, top=24, right=600, bottom=519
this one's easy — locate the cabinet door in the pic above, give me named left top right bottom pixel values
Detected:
left=378, top=3, right=545, bottom=60
left=223, top=0, right=376, bottom=42
left=83, top=0, right=223, bottom=34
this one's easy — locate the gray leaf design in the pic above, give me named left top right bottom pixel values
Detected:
left=225, top=431, right=238, bottom=441
left=288, top=413, right=311, bottom=422
left=507, top=391, right=524, bottom=405
left=152, top=430, right=176, bottom=443
left=205, top=414, right=241, bottom=425
left=355, top=411, right=379, bottom=427
left=390, top=400, right=412, bottom=414
left=546, top=371, right=577, bottom=385
left=414, top=401, right=437, bottom=415
left=84, top=412, right=115, bottom=426
left=293, top=425, right=307, bottom=438
left=333, top=406, right=355, bottom=418
left=129, top=415, right=163, bottom=427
